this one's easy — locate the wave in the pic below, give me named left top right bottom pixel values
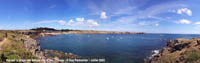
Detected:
left=148, top=50, right=159, bottom=59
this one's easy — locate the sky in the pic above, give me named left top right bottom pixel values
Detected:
left=0, top=0, right=200, bottom=34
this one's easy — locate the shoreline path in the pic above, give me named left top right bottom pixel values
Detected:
left=0, top=38, right=7, bottom=50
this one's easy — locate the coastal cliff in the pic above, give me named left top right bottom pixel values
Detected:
left=149, top=38, right=200, bottom=63
left=21, top=32, right=80, bottom=63
left=0, top=31, right=80, bottom=63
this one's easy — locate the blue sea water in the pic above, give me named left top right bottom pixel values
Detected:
left=38, top=34, right=200, bottom=63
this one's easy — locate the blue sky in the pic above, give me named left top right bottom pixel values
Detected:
left=0, top=0, right=200, bottom=34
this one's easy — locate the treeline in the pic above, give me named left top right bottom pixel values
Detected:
left=30, top=27, right=80, bottom=32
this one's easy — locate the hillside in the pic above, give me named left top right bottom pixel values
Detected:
left=0, top=31, right=79, bottom=63
left=150, top=38, right=200, bottom=63
left=30, top=27, right=145, bottom=34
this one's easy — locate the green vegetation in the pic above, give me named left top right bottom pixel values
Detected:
left=31, top=27, right=57, bottom=32
left=0, top=32, right=4, bottom=41
left=185, top=50, right=200, bottom=63
left=30, top=27, right=75, bottom=32
left=0, top=30, right=89, bottom=63
left=0, top=31, right=37, bottom=63
left=150, top=38, right=200, bottom=63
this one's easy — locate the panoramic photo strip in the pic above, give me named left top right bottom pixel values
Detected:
left=0, top=0, right=200, bottom=63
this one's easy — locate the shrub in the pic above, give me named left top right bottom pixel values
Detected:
left=185, top=51, right=200, bottom=63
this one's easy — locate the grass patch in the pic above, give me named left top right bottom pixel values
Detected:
left=0, top=32, right=37, bottom=63
left=0, top=32, right=4, bottom=41
left=185, top=51, right=200, bottom=63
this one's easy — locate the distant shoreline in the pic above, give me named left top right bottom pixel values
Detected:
left=12, top=27, right=145, bottom=38
left=39, top=30, right=145, bottom=36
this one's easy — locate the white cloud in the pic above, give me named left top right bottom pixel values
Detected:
left=195, top=22, right=200, bottom=25
left=75, top=17, right=85, bottom=25
left=87, top=19, right=100, bottom=27
left=100, top=11, right=108, bottom=19
left=176, top=19, right=191, bottom=24
left=76, top=18, right=84, bottom=22
left=155, top=24, right=159, bottom=27
left=57, top=18, right=99, bottom=27
left=58, top=20, right=67, bottom=26
left=67, top=19, right=75, bottom=25
left=86, top=1, right=189, bottom=32
left=33, top=17, right=100, bottom=28
left=57, top=19, right=76, bottom=26
left=177, top=8, right=192, bottom=16
left=111, top=2, right=186, bottom=27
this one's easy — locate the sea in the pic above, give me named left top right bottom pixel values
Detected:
left=38, top=34, right=200, bottom=63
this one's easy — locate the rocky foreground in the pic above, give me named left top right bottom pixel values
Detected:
left=149, top=38, right=200, bottom=63
left=0, top=31, right=80, bottom=63
left=22, top=35, right=80, bottom=63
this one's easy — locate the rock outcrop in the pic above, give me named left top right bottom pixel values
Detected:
left=19, top=36, right=47, bottom=63
left=18, top=33, right=80, bottom=63
left=149, top=38, right=200, bottom=63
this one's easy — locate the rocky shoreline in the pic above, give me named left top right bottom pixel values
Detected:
left=149, top=38, right=200, bottom=63
left=1, top=29, right=145, bottom=63
left=17, top=32, right=80, bottom=63
left=17, top=30, right=144, bottom=63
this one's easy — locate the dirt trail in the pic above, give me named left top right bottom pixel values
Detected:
left=0, top=38, right=7, bottom=50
